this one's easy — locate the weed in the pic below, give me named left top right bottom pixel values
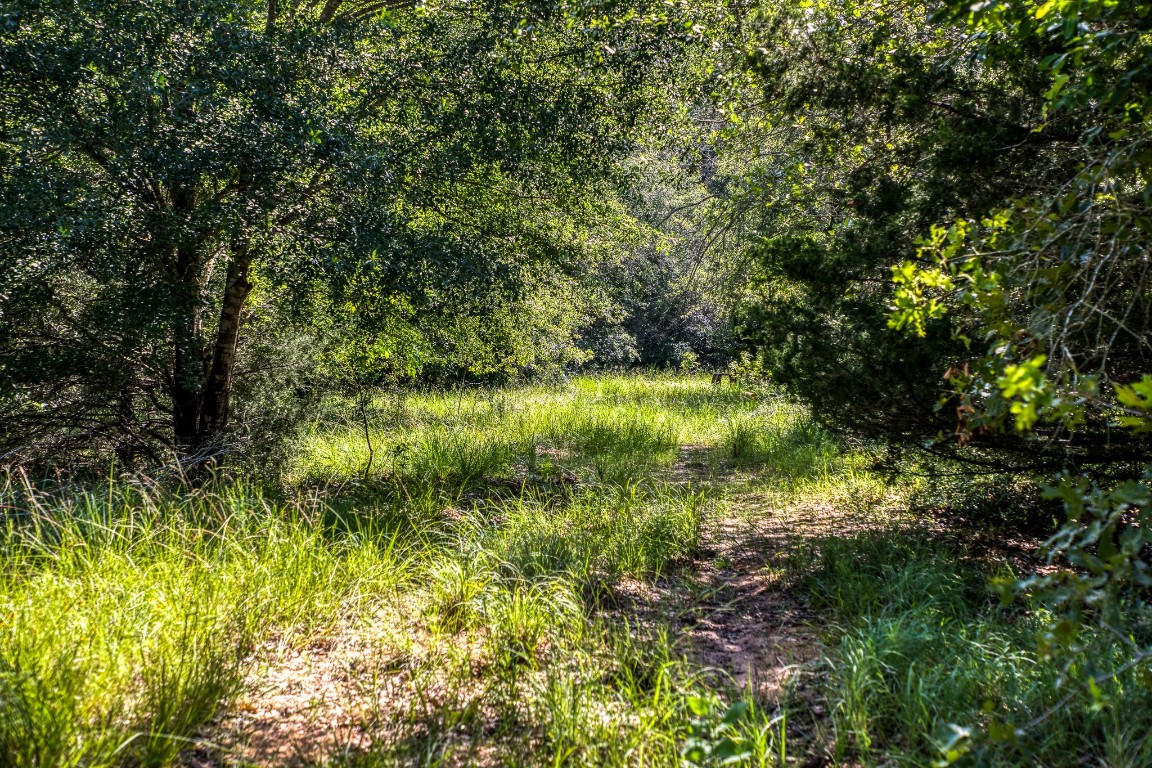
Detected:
left=794, top=530, right=1152, bottom=767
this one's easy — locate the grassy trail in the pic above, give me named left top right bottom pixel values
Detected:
left=3, top=375, right=1149, bottom=767
left=209, top=375, right=847, bottom=765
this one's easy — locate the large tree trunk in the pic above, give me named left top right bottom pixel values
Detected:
left=164, top=180, right=256, bottom=462
left=168, top=243, right=255, bottom=465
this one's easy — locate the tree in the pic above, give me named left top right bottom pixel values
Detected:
left=0, top=0, right=675, bottom=464
left=716, top=0, right=1082, bottom=466
left=578, top=147, right=738, bottom=370
left=883, top=4, right=1152, bottom=749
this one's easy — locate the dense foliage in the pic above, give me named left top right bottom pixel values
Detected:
left=0, top=0, right=686, bottom=465
left=715, top=1, right=1077, bottom=464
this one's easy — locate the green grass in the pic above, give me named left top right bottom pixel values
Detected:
left=293, top=374, right=752, bottom=489
left=793, top=531, right=1152, bottom=767
left=2, top=373, right=1147, bottom=767
left=0, top=479, right=417, bottom=767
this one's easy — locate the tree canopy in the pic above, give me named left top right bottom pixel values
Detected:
left=1, top=0, right=690, bottom=463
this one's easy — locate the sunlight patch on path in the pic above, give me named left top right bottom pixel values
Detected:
left=195, top=626, right=390, bottom=766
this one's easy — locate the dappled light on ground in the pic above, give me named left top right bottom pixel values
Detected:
left=3, top=376, right=1148, bottom=767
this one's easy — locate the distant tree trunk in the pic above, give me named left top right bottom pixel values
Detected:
left=200, top=246, right=254, bottom=441
left=171, top=319, right=205, bottom=455
left=170, top=230, right=208, bottom=456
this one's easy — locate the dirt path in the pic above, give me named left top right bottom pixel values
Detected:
left=186, top=626, right=387, bottom=767
left=662, top=446, right=824, bottom=701
left=682, top=515, right=821, bottom=701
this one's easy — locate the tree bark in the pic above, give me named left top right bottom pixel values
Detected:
left=199, top=246, right=255, bottom=441
left=170, top=233, right=207, bottom=455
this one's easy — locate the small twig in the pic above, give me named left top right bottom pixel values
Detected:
left=358, top=388, right=374, bottom=480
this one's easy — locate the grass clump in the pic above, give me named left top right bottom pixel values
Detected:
left=719, top=401, right=836, bottom=479
left=0, top=479, right=416, bottom=768
left=480, top=485, right=704, bottom=587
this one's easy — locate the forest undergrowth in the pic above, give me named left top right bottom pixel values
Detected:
left=2, top=374, right=1149, bottom=767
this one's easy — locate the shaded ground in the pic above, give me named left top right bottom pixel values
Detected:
left=661, top=445, right=902, bottom=700
left=614, top=446, right=828, bottom=702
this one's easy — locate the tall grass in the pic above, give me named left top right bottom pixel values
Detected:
left=478, top=484, right=704, bottom=585
left=292, top=374, right=757, bottom=490
left=0, top=374, right=910, bottom=767
left=794, top=531, right=1152, bottom=767
left=279, top=375, right=849, bottom=766
left=719, top=403, right=837, bottom=479
left=0, top=479, right=416, bottom=767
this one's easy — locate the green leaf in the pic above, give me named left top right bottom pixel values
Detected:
left=686, top=696, right=711, bottom=717
left=721, top=701, right=750, bottom=725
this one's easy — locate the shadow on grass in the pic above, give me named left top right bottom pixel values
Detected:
left=789, top=527, right=1152, bottom=767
